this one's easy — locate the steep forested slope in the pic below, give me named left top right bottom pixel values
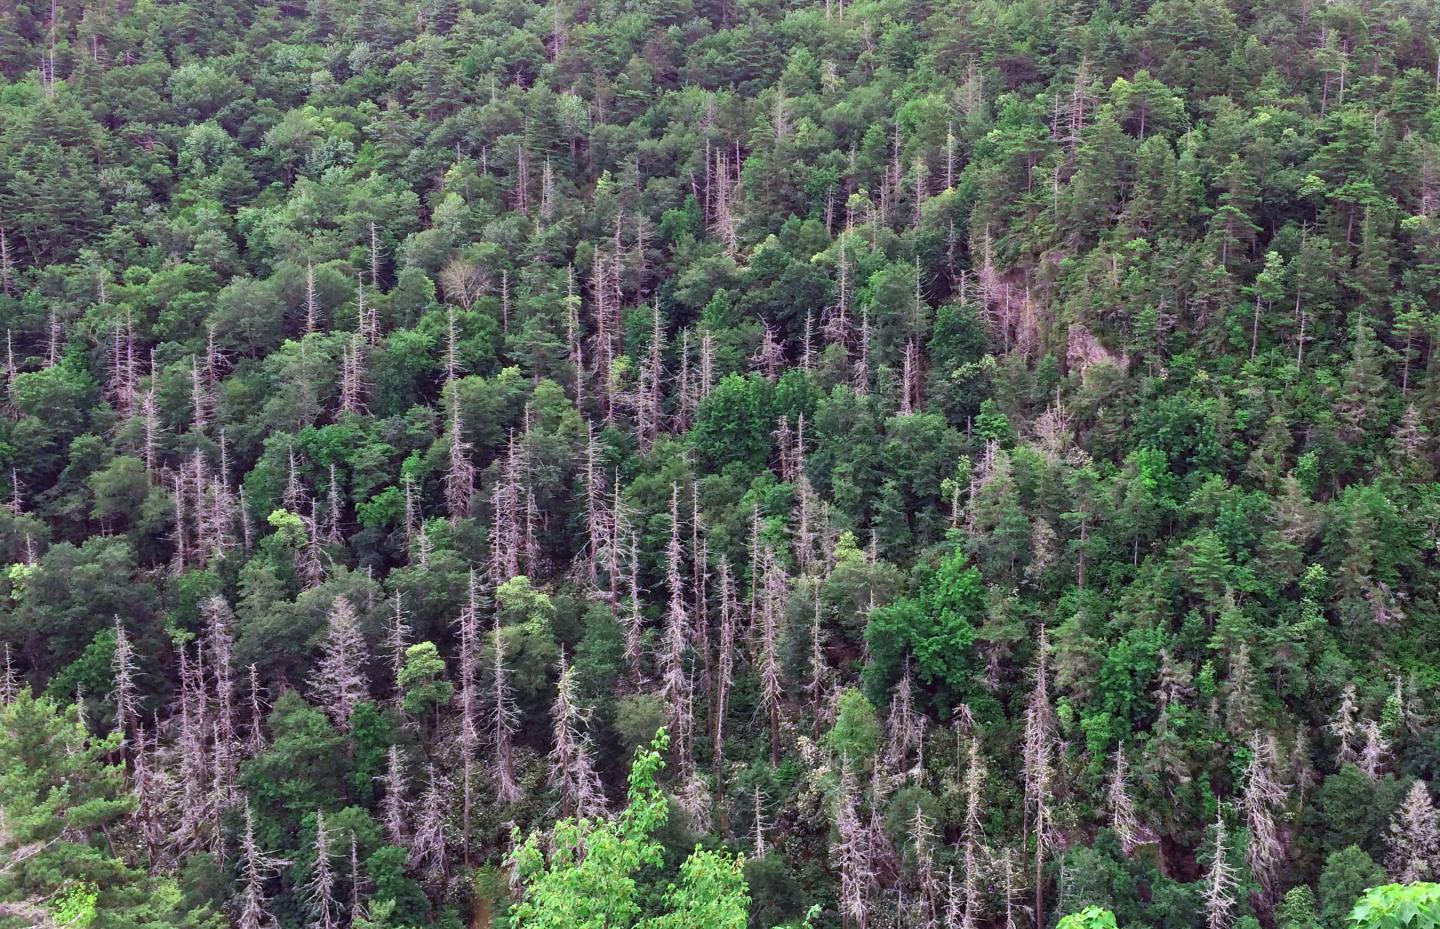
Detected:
left=2, top=0, right=1440, bottom=928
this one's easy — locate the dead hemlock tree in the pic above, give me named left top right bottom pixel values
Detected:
left=565, top=268, right=588, bottom=415
left=378, top=744, right=411, bottom=850
left=1022, top=628, right=1059, bottom=928
left=755, top=547, right=788, bottom=767
left=209, top=721, right=236, bottom=860
left=908, top=804, right=942, bottom=929
left=383, top=592, right=411, bottom=706
left=712, top=558, right=740, bottom=810
left=201, top=602, right=240, bottom=835
left=130, top=722, right=168, bottom=864
left=1359, top=717, right=1389, bottom=780
left=752, top=318, right=785, bottom=381
left=805, top=586, right=831, bottom=731
left=245, top=663, right=268, bottom=756
left=672, top=686, right=712, bottom=832
left=1242, top=731, right=1289, bottom=904
left=203, top=596, right=237, bottom=750
left=878, top=664, right=925, bottom=800
left=338, top=334, right=367, bottom=416
left=959, top=722, right=987, bottom=929
left=548, top=655, right=607, bottom=820
left=283, top=447, right=308, bottom=513
left=853, top=307, right=872, bottom=395
left=1388, top=778, right=1440, bottom=883
left=444, top=390, right=475, bottom=521
left=489, top=610, right=523, bottom=803
left=833, top=759, right=874, bottom=929
left=488, top=432, right=528, bottom=582
left=409, top=764, right=451, bottom=884
left=303, top=259, right=321, bottom=334
left=577, top=424, right=610, bottom=591
left=1202, top=812, right=1240, bottom=929
left=654, top=487, right=709, bottom=830
left=0, top=642, right=16, bottom=703
left=622, top=520, right=646, bottom=681
left=1107, top=744, right=1153, bottom=857
left=634, top=304, right=666, bottom=451
left=310, top=596, right=370, bottom=731
left=348, top=833, right=367, bottom=923
left=401, top=475, right=419, bottom=552
left=1329, top=682, right=1360, bottom=767
left=108, top=311, right=139, bottom=417
left=659, top=485, right=692, bottom=744
left=455, top=571, right=483, bottom=865
left=237, top=804, right=289, bottom=929
left=171, top=644, right=212, bottom=857
left=303, top=810, right=340, bottom=929
left=5, top=333, right=20, bottom=419
left=1390, top=675, right=1424, bottom=739
left=0, top=228, right=13, bottom=296
left=110, top=615, right=139, bottom=744
left=296, top=502, right=327, bottom=590
left=828, top=238, right=853, bottom=355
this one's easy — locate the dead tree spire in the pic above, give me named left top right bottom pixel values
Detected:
left=245, top=663, right=268, bottom=756
left=455, top=571, right=483, bottom=865
left=409, top=765, right=451, bottom=883
left=1387, top=778, right=1440, bottom=883
left=0, top=643, right=17, bottom=703
left=1330, top=683, right=1360, bottom=767
left=660, top=485, right=691, bottom=740
left=379, top=744, right=410, bottom=849
left=713, top=558, right=739, bottom=812
left=1359, top=717, right=1389, bottom=780
left=548, top=654, right=606, bottom=819
left=909, top=803, right=941, bottom=929
left=384, top=592, right=411, bottom=703
left=0, top=228, right=12, bottom=296
left=304, top=811, right=340, bottom=929
left=110, top=615, right=139, bottom=742
left=304, top=259, right=320, bottom=335
left=1242, top=731, right=1288, bottom=903
left=1108, top=744, right=1146, bottom=856
left=833, top=760, right=873, bottom=929
left=752, top=786, right=769, bottom=857
left=444, top=390, right=474, bottom=520
left=1022, top=628, right=1057, bottom=928
left=756, top=547, right=786, bottom=767
left=489, top=610, right=523, bottom=803
left=204, top=595, right=237, bottom=748
left=310, top=596, right=370, bottom=730
left=237, top=804, right=288, bottom=929
left=1202, top=811, right=1239, bottom=929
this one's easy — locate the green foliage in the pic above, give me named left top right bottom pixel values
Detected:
left=240, top=692, right=350, bottom=841
left=51, top=882, right=99, bottom=929
left=1322, top=847, right=1389, bottom=929
left=1057, top=907, right=1120, bottom=929
left=864, top=548, right=983, bottom=706
left=510, top=730, right=750, bottom=929
left=397, top=641, right=453, bottom=719
left=3, top=0, right=1440, bottom=926
left=0, top=693, right=216, bottom=929
left=690, top=375, right=775, bottom=472
left=364, top=845, right=430, bottom=928
left=1276, top=886, right=1323, bottom=929
left=1348, top=884, right=1440, bottom=929
left=825, top=689, right=883, bottom=765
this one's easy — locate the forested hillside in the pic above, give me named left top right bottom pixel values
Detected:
left=2, top=0, right=1440, bottom=927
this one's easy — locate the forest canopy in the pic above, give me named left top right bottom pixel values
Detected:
left=3, top=0, right=1440, bottom=927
